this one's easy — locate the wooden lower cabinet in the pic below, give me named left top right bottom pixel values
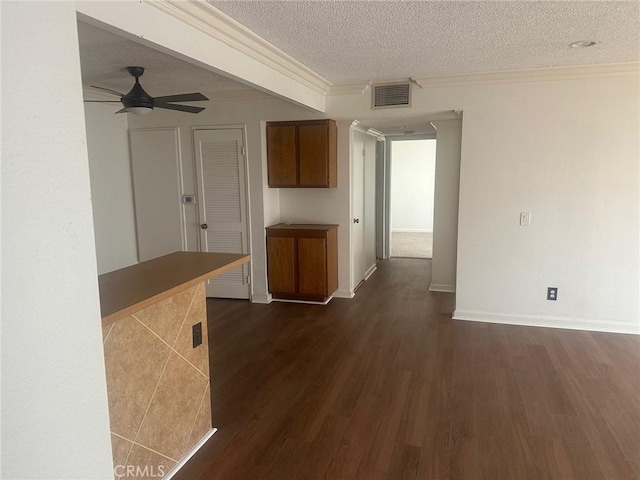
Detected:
left=266, top=236, right=297, bottom=294
left=266, top=224, right=338, bottom=302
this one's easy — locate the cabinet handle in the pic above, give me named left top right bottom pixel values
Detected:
left=353, top=218, right=360, bottom=224
left=201, top=224, right=208, bottom=230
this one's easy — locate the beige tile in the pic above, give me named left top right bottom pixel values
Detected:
left=185, top=385, right=213, bottom=455
left=102, top=323, right=114, bottom=343
left=104, top=316, right=171, bottom=439
left=110, top=433, right=134, bottom=468
left=173, top=285, right=209, bottom=377
left=135, top=351, right=208, bottom=460
left=134, top=285, right=198, bottom=346
left=122, top=444, right=177, bottom=480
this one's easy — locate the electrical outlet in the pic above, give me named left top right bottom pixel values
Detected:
left=192, top=322, right=203, bottom=348
left=547, top=287, right=558, bottom=301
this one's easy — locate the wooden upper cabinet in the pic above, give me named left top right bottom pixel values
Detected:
left=267, top=125, right=297, bottom=186
left=266, top=119, right=337, bottom=188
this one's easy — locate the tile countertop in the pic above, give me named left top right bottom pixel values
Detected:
left=98, top=251, right=251, bottom=326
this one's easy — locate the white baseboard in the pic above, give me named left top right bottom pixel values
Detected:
left=272, top=297, right=332, bottom=305
left=392, top=228, right=433, bottom=233
left=164, top=428, right=217, bottom=480
left=334, top=288, right=355, bottom=299
left=453, top=310, right=640, bottom=335
left=251, top=293, right=272, bottom=304
left=364, top=264, right=377, bottom=280
left=429, top=283, right=455, bottom=293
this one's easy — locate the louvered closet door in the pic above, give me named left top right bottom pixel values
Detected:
left=194, top=128, right=250, bottom=299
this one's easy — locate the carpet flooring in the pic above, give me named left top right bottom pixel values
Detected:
left=391, top=231, right=433, bottom=258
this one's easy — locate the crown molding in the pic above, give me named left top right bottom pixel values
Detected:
left=327, top=82, right=371, bottom=96
left=413, top=63, right=640, bottom=88
left=350, top=120, right=367, bottom=133
left=335, top=119, right=359, bottom=129
left=366, top=128, right=385, bottom=139
left=146, top=0, right=331, bottom=95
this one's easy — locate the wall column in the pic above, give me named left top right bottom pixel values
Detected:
left=430, top=119, right=463, bottom=293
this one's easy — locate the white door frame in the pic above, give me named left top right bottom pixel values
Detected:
left=383, top=133, right=437, bottom=259
left=350, top=126, right=366, bottom=292
left=192, top=124, right=252, bottom=298
left=375, top=137, right=386, bottom=260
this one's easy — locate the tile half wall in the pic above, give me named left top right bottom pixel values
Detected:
left=102, top=283, right=212, bottom=478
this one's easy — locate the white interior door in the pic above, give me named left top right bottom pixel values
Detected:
left=352, top=129, right=365, bottom=290
left=129, top=128, right=184, bottom=262
left=194, top=128, right=250, bottom=299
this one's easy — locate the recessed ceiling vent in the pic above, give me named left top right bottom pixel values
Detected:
left=372, top=82, right=411, bottom=109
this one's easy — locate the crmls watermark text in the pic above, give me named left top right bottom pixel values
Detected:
left=114, top=464, right=167, bottom=478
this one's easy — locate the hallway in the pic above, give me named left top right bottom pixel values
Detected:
left=176, top=258, right=639, bottom=480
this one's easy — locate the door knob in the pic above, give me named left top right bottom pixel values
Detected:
left=201, top=223, right=208, bottom=229
left=353, top=218, right=360, bottom=224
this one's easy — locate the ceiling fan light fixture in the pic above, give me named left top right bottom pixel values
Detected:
left=87, top=66, right=208, bottom=115
left=126, top=106, right=154, bottom=115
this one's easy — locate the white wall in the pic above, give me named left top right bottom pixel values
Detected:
left=85, top=104, right=138, bottom=274
left=390, top=139, right=436, bottom=232
left=2, top=3, right=114, bottom=477
left=326, top=71, right=640, bottom=334
left=127, top=96, right=328, bottom=303
left=453, top=80, right=639, bottom=333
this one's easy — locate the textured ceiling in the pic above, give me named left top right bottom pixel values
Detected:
left=210, top=0, right=640, bottom=84
left=77, top=21, right=250, bottom=97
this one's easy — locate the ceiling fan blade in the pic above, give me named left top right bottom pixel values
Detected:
left=153, top=92, right=208, bottom=103
left=155, top=103, right=205, bottom=114
left=89, top=85, right=125, bottom=97
left=114, top=108, right=128, bottom=114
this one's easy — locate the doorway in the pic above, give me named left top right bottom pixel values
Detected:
left=193, top=127, right=251, bottom=299
left=389, top=138, right=437, bottom=259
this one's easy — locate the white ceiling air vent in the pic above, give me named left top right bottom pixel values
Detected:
left=372, top=82, right=411, bottom=109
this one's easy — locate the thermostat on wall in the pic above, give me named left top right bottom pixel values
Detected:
left=182, top=195, right=196, bottom=205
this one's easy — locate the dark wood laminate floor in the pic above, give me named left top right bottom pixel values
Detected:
left=176, top=258, right=640, bottom=480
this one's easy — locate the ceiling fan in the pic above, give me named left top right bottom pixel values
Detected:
left=85, top=66, right=208, bottom=115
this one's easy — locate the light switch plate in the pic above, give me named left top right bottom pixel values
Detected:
left=520, top=212, right=531, bottom=226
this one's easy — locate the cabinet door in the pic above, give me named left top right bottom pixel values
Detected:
left=298, top=124, right=328, bottom=187
left=267, top=125, right=297, bottom=186
left=267, top=236, right=297, bottom=294
left=298, top=237, right=327, bottom=296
